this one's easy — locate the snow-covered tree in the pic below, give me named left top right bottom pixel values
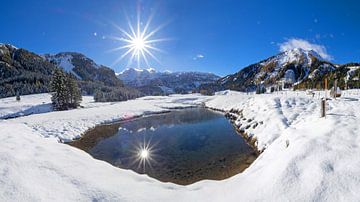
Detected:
left=94, top=90, right=104, bottom=102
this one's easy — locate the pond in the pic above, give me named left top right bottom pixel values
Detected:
left=70, top=108, right=258, bottom=185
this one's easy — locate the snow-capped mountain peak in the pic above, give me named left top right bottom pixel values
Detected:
left=119, top=67, right=157, bottom=74
left=117, top=68, right=220, bottom=95
left=210, top=48, right=336, bottom=92
left=117, top=68, right=159, bottom=84
left=147, top=67, right=156, bottom=73
left=266, top=48, right=324, bottom=68
left=0, top=43, right=18, bottom=50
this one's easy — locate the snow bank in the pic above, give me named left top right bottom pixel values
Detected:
left=0, top=94, right=108, bottom=119
left=205, top=91, right=320, bottom=150
left=1, top=91, right=360, bottom=201
left=0, top=94, right=52, bottom=119
left=6, top=94, right=208, bottom=141
left=0, top=122, right=184, bottom=201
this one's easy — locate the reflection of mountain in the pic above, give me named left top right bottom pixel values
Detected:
left=120, top=108, right=222, bottom=132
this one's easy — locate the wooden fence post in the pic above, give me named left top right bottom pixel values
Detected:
left=321, top=78, right=327, bottom=118
left=321, top=99, right=326, bottom=118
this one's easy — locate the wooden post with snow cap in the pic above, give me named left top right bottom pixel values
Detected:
left=333, top=74, right=337, bottom=100
left=321, top=78, right=327, bottom=118
left=325, top=78, right=328, bottom=99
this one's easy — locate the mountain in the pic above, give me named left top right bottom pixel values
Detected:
left=44, top=52, right=141, bottom=101
left=44, top=52, right=124, bottom=88
left=0, top=44, right=56, bottom=98
left=0, top=44, right=141, bottom=100
left=199, top=48, right=360, bottom=94
left=117, top=68, right=220, bottom=95
left=116, top=68, right=158, bottom=86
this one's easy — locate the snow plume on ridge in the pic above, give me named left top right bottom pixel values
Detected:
left=279, top=38, right=332, bottom=60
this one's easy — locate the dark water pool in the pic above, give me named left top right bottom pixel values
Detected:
left=71, top=108, right=257, bottom=185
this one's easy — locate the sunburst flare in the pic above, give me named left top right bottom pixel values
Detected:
left=132, top=135, right=158, bottom=172
left=110, top=11, right=170, bottom=68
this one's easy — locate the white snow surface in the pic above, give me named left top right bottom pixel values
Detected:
left=1, top=90, right=360, bottom=201
left=45, top=54, right=81, bottom=79
left=0, top=94, right=106, bottom=119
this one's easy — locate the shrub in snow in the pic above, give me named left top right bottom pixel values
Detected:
left=16, top=91, right=20, bottom=101
left=256, top=85, right=266, bottom=94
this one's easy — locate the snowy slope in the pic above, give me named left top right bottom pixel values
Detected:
left=345, top=65, right=360, bottom=81
left=0, top=94, right=110, bottom=119
left=1, top=91, right=360, bottom=201
left=44, top=54, right=81, bottom=79
left=44, top=52, right=125, bottom=88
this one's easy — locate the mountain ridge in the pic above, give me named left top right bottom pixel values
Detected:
left=2, top=43, right=359, bottom=98
left=199, top=48, right=360, bottom=94
left=0, top=44, right=141, bottom=100
left=117, top=67, right=220, bottom=95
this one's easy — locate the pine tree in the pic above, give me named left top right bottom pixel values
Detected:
left=50, top=68, right=82, bottom=110
left=66, top=74, right=82, bottom=108
left=94, top=90, right=104, bottom=102
left=50, top=68, right=69, bottom=110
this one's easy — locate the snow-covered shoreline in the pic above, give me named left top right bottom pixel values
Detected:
left=1, top=91, right=360, bottom=201
left=2, top=94, right=208, bottom=142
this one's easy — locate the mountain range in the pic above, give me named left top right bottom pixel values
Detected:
left=117, top=68, right=220, bottom=95
left=0, top=44, right=219, bottom=99
left=1, top=44, right=359, bottom=99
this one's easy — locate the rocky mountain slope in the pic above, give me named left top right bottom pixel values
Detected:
left=44, top=52, right=136, bottom=96
left=0, top=44, right=56, bottom=98
left=44, top=52, right=123, bottom=87
left=117, top=68, right=220, bottom=95
left=0, top=44, right=140, bottom=100
left=200, top=48, right=360, bottom=94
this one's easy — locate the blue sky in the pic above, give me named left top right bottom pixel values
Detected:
left=1, top=0, right=359, bottom=76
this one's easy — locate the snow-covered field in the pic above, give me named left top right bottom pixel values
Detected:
left=1, top=90, right=360, bottom=201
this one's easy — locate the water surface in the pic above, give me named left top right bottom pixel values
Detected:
left=72, top=108, right=257, bottom=185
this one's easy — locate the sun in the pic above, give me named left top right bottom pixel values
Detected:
left=132, top=37, right=145, bottom=50
left=109, top=10, right=170, bottom=68
left=139, top=148, right=149, bottom=159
